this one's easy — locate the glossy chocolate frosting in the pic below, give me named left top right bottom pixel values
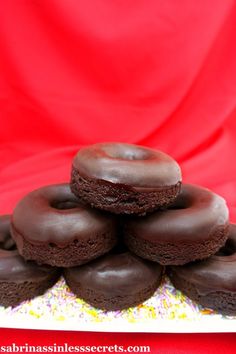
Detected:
left=11, top=184, right=117, bottom=246
left=169, top=224, right=236, bottom=294
left=125, top=184, right=229, bottom=242
left=73, top=143, right=182, bottom=188
left=0, top=215, right=58, bottom=283
left=64, top=252, right=163, bottom=296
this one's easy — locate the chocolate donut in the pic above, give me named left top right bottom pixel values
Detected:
left=64, top=251, right=163, bottom=311
left=124, top=184, right=229, bottom=265
left=11, top=184, right=118, bottom=267
left=71, top=143, right=182, bottom=215
left=0, top=215, right=60, bottom=308
left=168, top=224, right=236, bottom=315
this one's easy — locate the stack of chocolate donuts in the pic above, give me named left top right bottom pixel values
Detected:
left=1, top=143, right=235, bottom=315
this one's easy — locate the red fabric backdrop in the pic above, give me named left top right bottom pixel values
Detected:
left=1, top=1, right=236, bottom=352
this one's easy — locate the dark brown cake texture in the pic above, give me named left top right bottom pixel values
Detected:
left=124, top=184, right=229, bottom=265
left=11, top=184, right=118, bottom=267
left=64, top=251, right=163, bottom=311
left=0, top=215, right=60, bottom=308
left=4, top=141, right=234, bottom=314
left=167, top=224, right=236, bottom=316
left=71, top=142, right=182, bottom=215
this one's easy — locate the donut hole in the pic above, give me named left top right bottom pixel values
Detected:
left=215, top=238, right=236, bottom=257
left=51, top=200, right=79, bottom=210
left=104, top=145, right=150, bottom=161
left=118, top=150, right=149, bottom=161
left=7, top=243, right=17, bottom=251
left=0, top=233, right=17, bottom=251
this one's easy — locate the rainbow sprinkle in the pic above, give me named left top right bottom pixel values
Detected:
left=0, top=276, right=235, bottom=325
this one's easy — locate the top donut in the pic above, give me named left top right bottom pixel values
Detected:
left=70, top=142, right=182, bottom=215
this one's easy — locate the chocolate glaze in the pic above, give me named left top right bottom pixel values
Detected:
left=64, top=252, right=163, bottom=296
left=168, top=224, right=236, bottom=294
left=11, top=184, right=117, bottom=247
left=0, top=215, right=58, bottom=283
left=124, top=184, right=229, bottom=243
left=73, top=143, right=182, bottom=188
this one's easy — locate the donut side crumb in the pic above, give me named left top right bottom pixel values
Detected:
left=70, top=167, right=181, bottom=215
left=11, top=225, right=117, bottom=267
left=64, top=277, right=162, bottom=311
left=168, top=271, right=236, bottom=316
left=0, top=272, right=60, bottom=308
left=124, top=225, right=229, bottom=265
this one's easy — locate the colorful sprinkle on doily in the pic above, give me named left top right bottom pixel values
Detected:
left=0, top=276, right=235, bottom=324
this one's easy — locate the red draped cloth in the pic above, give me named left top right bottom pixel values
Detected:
left=0, top=1, right=236, bottom=352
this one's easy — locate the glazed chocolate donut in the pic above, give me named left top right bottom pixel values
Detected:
left=64, top=251, right=163, bottom=311
left=0, top=215, right=60, bottom=308
left=11, top=184, right=118, bottom=267
left=124, top=184, right=229, bottom=265
left=168, top=224, right=236, bottom=315
left=71, top=143, right=182, bottom=215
